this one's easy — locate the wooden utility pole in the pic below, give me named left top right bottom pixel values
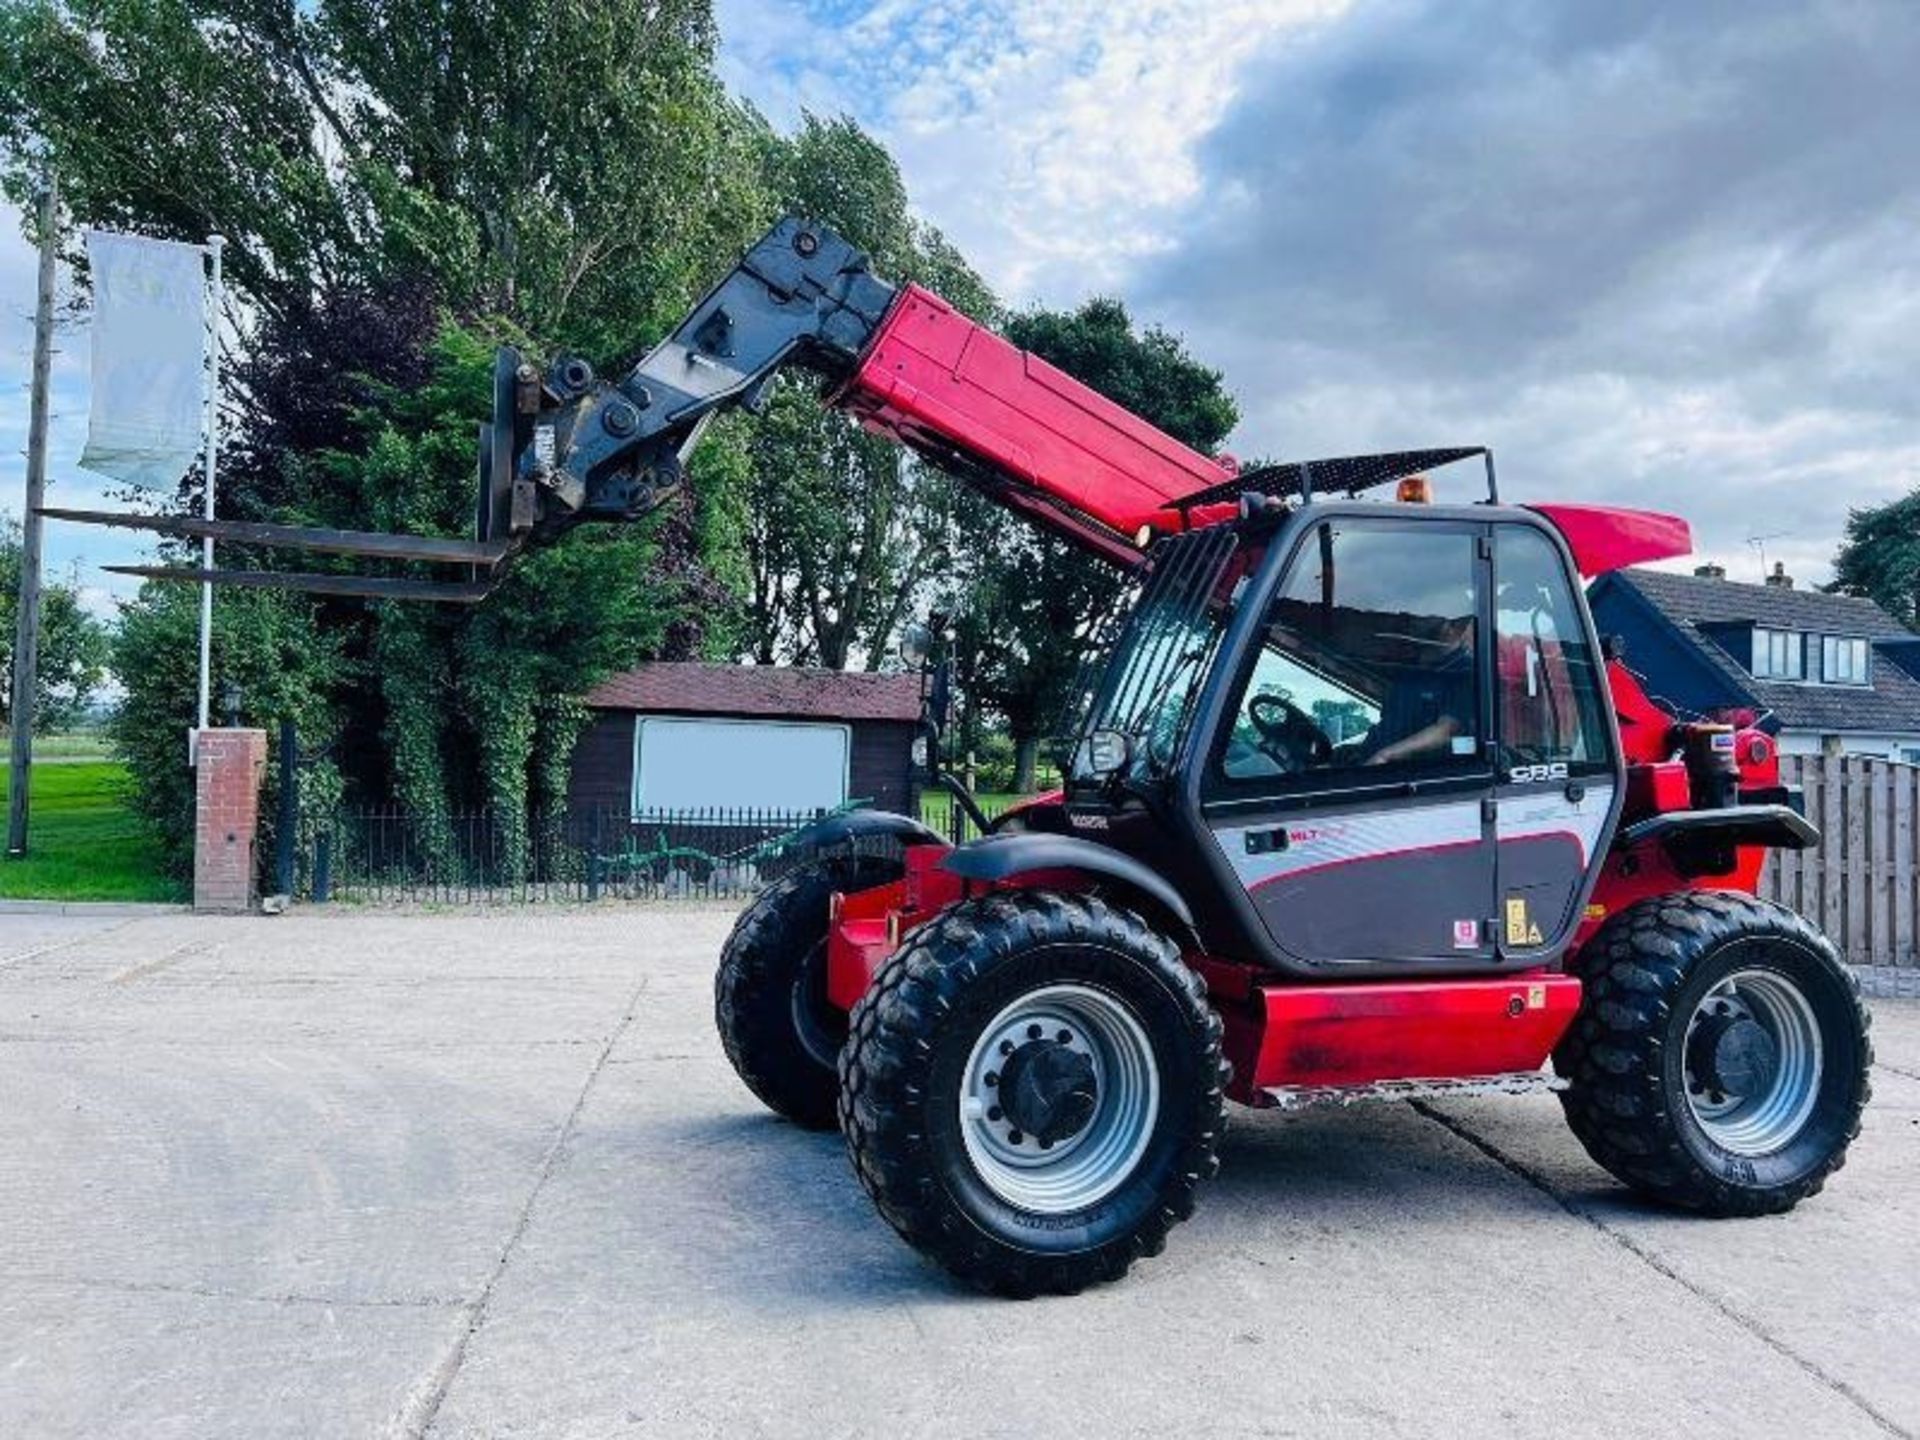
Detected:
left=7, top=171, right=57, bottom=856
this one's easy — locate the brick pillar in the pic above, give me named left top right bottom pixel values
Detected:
left=194, top=728, right=268, bottom=913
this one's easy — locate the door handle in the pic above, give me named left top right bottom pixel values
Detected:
left=1244, top=827, right=1289, bottom=856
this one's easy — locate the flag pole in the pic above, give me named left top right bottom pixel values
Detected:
left=6, top=170, right=58, bottom=856
left=195, top=233, right=225, bottom=742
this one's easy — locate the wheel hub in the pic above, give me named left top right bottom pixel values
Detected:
left=1681, top=968, right=1824, bottom=1156
left=1688, top=1012, right=1779, bottom=1101
left=998, top=1039, right=1099, bottom=1146
left=958, top=984, right=1161, bottom=1214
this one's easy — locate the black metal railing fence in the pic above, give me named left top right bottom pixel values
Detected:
left=304, top=793, right=1023, bottom=905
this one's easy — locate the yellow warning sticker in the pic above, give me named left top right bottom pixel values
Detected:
left=1505, top=897, right=1529, bottom=946
left=1505, top=896, right=1545, bottom=947
left=1585, top=903, right=1607, bottom=921
left=1528, top=983, right=1547, bottom=1009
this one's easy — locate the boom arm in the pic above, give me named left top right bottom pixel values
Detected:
left=486, top=216, right=1240, bottom=571
left=47, top=217, right=1239, bottom=601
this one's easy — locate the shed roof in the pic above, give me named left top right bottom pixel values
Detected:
left=585, top=661, right=922, bottom=723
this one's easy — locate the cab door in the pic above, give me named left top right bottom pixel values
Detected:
left=1199, top=516, right=1500, bottom=967
left=1488, top=523, right=1621, bottom=960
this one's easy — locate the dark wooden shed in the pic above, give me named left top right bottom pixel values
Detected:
left=568, top=662, right=923, bottom=816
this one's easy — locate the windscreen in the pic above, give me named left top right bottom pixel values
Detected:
left=1060, top=524, right=1245, bottom=784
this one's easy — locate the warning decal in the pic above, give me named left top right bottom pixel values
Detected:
left=1505, top=896, right=1544, bottom=948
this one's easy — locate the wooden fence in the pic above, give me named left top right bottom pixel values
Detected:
left=1762, top=755, right=1920, bottom=968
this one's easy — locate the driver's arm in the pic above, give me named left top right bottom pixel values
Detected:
left=1365, top=715, right=1460, bottom=765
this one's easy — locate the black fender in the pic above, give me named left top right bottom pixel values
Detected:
left=791, top=808, right=946, bottom=855
left=939, top=832, right=1197, bottom=935
left=1618, top=804, right=1818, bottom=879
left=1620, top=804, right=1819, bottom=852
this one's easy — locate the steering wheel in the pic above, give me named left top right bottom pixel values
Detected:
left=1247, top=692, right=1333, bottom=772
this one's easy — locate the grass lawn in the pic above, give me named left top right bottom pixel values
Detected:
left=0, top=761, right=183, bottom=903
left=0, top=730, right=114, bottom=762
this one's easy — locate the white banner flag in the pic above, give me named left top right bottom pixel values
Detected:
left=79, top=230, right=208, bottom=489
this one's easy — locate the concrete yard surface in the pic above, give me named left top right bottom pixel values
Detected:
left=1, top=906, right=1915, bottom=1439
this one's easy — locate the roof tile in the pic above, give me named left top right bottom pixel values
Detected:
left=585, top=661, right=923, bottom=723
left=1614, top=569, right=1920, bottom=734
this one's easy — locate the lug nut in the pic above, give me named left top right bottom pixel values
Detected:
left=1027, top=1024, right=1043, bottom=1040
left=602, top=401, right=639, bottom=438
left=984, top=1072, right=998, bottom=1087
left=999, top=1040, right=1014, bottom=1057
left=1007, top=1129, right=1024, bottom=1145
left=1057, top=1029, right=1072, bottom=1045
left=987, top=1106, right=1003, bottom=1122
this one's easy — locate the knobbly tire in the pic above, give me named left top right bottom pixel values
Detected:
left=1555, top=890, right=1871, bottom=1215
left=716, top=853, right=904, bottom=1130
left=838, top=891, right=1225, bottom=1297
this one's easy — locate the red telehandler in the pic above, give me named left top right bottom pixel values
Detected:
left=50, top=218, right=1871, bottom=1295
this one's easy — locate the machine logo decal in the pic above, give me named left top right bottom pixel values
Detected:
left=1508, top=762, right=1570, bottom=784
left=1452, top=919, right=1480, bottom=949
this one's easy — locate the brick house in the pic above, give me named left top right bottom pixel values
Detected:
left=1588, top=563, right=1920, bottom=762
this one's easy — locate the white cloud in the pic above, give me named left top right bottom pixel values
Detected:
left=718, top=0, right=1352, bottom=300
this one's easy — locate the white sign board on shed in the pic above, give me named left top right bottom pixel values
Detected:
left=633, top=717, right=851, bottom=812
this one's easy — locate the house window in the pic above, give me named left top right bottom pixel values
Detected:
left=1752, top=628, right=1803, bottom=680
left=1819, top=636, right=1870, bottom=686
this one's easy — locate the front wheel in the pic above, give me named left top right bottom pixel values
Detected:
left=839, top=891, right=1224, bottom=1296
left=1555, top=891, right=1871, bottom=1214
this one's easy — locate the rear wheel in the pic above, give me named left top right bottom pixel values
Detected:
left=715, top=854, right=903, bottom=1129
left=839, top=891, right=1224, bottom=1296
left=1555, top=890, right=1871, bottom=1214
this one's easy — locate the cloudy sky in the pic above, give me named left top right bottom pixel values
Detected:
left=719, top=0, right=1919, bottom=588
left=3, top=0, right=1914, bottom=617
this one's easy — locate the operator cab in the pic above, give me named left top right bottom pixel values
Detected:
left=1061, top=452, right=1622, bottom=978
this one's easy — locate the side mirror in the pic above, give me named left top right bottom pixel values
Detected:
left=899, top=621, right=935, bottom=670
left=1082, top=728, right=1130, bottom=777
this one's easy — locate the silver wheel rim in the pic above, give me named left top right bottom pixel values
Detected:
left=1683, top=967, right=1823, bottom=1156
left=959, top=983, right=1161, bottom=1214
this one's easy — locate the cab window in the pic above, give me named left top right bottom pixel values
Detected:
left=1216, top=522, right=1485, bottom=790
left=1493, top=526, right=1611, bottom=776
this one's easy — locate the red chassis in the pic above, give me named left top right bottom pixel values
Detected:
left=822, top=512, right=1788, bottom=1109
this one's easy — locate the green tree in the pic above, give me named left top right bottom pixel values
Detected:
left=740, top=113, right=996, bottom=669
left=960, top=299, right=1239, bottom=790
left=109, top=581, right=344, bottom=876
left=0, top=526, right=110, bottom=733
left=0, top=4, right=999, bottom=870
left=1830, top=489, right=1920, bottom=630
left=0, top=0, right=772, bottom=868
left=0, top=0, right=759, bottom=346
